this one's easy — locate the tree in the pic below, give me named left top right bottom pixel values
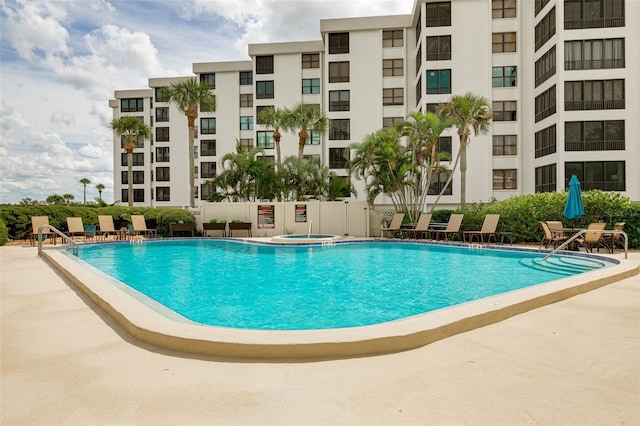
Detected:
left=95, top=183, right=105, bottom=202
left=80, top=178, right=91, bottom=204
left=110, top=116, right=152, bottom=207
left=257, top=106, right=291, bottom=167
left=63, top=193, right=75, bottom=204
left=166, top=78, right=217, bottom=207
left=212, top=141, right=266, bottom=202
left=287, top=103, right=329, bottom=160
left=436, top=92, right=494, bottom=209
left=46, top=194, right=65, bottom=205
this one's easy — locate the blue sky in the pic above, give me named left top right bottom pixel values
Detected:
left=0, top=0, right=411, bottom=205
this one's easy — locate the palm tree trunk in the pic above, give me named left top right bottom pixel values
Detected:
left=186, top=106, right=197, bottom=208
left=297, top=130, right=308, bottom=160
left=127, top=153, right=133, bottom=207
left=274, top=129, right=282, bottom=167
left=460, top=148, right=467, bottom=209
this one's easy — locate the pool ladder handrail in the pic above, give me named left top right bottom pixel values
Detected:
left=542, top=229, right=628, bottom=261
left=37, top=224, right=79, bottom=257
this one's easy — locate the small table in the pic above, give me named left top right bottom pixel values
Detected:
left=498, top=231, right=513, bottom=245
left=169, top=223, right=194, bottom=237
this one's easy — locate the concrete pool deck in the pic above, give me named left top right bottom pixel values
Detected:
left=1, top=245, right=639, bottom=424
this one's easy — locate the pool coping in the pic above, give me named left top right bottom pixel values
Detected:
left=42, top=240, right=639, bottom=360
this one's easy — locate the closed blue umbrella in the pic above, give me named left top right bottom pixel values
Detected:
left=564, top=175, right=585, bottom=220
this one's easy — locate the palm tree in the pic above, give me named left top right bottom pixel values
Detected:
left=80, top=178, right=91, bottom=204
left=110, top=116, right=152, bottom=207
left=46, top=194, right=65, bottom=205
left=257, top=106, right=291, bottom=167
left=287, top=103, right=329, bottom=160
left=95, top=183, right=105, bottom=202
left=166, top=79, right=217, bottom=207
left=213, top=140, right=265, bottom=202
left=437, top=92, right=494, bottom=208
left=62, top=193, right=75, bottom=204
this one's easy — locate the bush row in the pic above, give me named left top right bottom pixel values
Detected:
left=0, top=205, right=195, bottom=242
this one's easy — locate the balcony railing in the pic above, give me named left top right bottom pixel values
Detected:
left=534, top=66, right=556, bottom=88
left=564, top=17, right=625, bottom=30
left=565, top=59, right=625, bottom=70
left=534, top=105, right=556, bottom=123
left=426, top=52, right=451, bottom=61
left=564, top=99, right=625, bottom=111
left=565, top=140, right=625, bottom=151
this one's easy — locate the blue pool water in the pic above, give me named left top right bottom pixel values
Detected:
left=73, top=240, right=612, bottom=330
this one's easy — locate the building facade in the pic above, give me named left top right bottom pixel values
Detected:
left=110, top=0, right=639, bottom=208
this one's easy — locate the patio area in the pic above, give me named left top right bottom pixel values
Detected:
left=1, top=245, right=639, bottom=425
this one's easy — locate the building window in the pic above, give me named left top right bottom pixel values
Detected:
left=257, top=131, right=274, bottom=149
left=329, top=32, right=349, bottom=54
left=121, top=98, right=144, bottom=112
left=329, top=148, right=348, bottom=169
left=201, top=140, right=216, bottom=156
left=535, top=46, right=556, bottom=87
left=256, top=80, right=275, bottom=99
left=302, top=78, right=320, bottom=94
left=328, top=62, right=349, bottom=83
left=155, top=147, right=169, bottom=162
left=534, top=85, right=556, bottom=122
left=383, top=88, right=404, bottom=106
left=383, top=117, right=404, bottom=130
left=492, top=135, right=517, bottom=155
left=492, top=32, right=516, bottom=53
left=329, top=119, right=350, bottom=140
left=425, top=2, right=451, bottom=27
left=535, top=163, right=556, bottom=192
left=155, top=127, right=169, bottom=142
left=239, top=94, right=253, bottom=108
left=565, top=120, right=625, bottom=151
left=535, top=125, right=556, bottom=158
left=535, top=0, right=551, bottom=15
left=156, top=167, right=170, bottom=182
left=201, top=162, right=216, bottom=179
left=200, top=118, right=216, bottom=134
left=428, top=172, right=452, bottom=195
left=155, top=187, right=170, bottom=202
left=329, top=90, right=350, bottom=112
left=121, top=152, right=144, bottom=166
left=415, top=77, right=422, bottom=106
left=426, top=35, right=451, bottom=61
left=306, top=130, right=321, bottom=145
left=240, top=116, right=254, bottom=130
left=239, top=71, right=253, bottom=85
left=255, top=106, right=272, bottom=125
left=200, top=73, right=215, bottom=88
left=426, top=69, right=451, bottom=94
left=240, top=139, right=253, bottom=151
left=564, top=38, right=625, bottom=70
left=492, top=66, right=517, bottom=87
left=302, top=53, right=320, bottom=69
left=493, top=101, right=517, bottom=121
left=534, top=6, right=555, bottom=51
left=565, top=161, right=625, bottom=191
left=564, top=0, right=625, bottom=30
left=256, top=55, right=274, bottom=74
left=121, top=189, right=144, bottom=203
left=121, top=170, right=144, bottom=185
left=493, top=169, right=517, bottom=189
left=492, top=0, right=516, bottom=18
left=155, top=87, right=169, bottom=102
left=565, top=79, right=625, bottom=111
left=201, top=182, right=215, bottom=201
left=383, top=59, right=404, bottom=77
left=426, top=103, right=439, bottom=113
left=155, top=107, right=169, bottom=122
left=415, top=11, right=422, bottom=43
left=383, top=30, right=403, bottom=47
left=436, top=136, right=452, bottom=155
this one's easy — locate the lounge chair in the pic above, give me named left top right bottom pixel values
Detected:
left=131, top=215, right=157, bottom=238
left=97, top=215, right=126, bottom=241
left=463, top=214, right=500, bottom=243
left=546, top=221, right=565, bottom=237
left=575, top=222, right=607, bottom=253
left=539, top=221, right=567, bottom=249
left=66, top=217, right=92, bottom=242
left=30, top=216, right=57, bottom=246
left=375, top=213, right=405, bottom=238
left=407, top=213, right=432, bottom=239
left=606, top=222, right=626, bottom=252
left=432, top=214, right=464, bottom=241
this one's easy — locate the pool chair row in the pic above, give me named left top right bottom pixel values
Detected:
left=29, top=215, right=157, bottom=246
left=375, top=213, right=503, bottom=244
left=539, top=220, right=625, bottom=253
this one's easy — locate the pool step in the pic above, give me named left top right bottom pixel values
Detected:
left=520, top=256, right=605, bottom=276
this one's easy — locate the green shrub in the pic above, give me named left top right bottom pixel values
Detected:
left=0, top=218, right=8, bottom=246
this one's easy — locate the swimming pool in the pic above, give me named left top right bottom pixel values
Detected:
left=73, top=240, right=613, bottom=330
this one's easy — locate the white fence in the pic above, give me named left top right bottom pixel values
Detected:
left=199, top=201, right=371, bottom=237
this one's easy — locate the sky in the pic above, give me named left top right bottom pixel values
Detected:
left=0, top=0, right=413, bottom=205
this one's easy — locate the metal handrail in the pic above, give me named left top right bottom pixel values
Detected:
left=37, top=224, right=78, bottom=257
left=542, top=229, right=628, bottom=261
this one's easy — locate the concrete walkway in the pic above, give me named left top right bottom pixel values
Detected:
left=1, top=246, right=639, bottom=425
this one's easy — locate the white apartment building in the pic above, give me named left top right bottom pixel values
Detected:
left=110, top=0, right=639, bottom=208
